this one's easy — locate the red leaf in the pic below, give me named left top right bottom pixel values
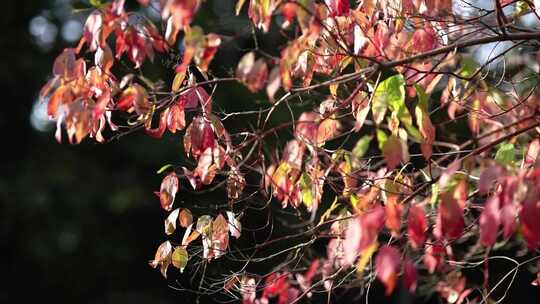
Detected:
left=236, top=52, right=268, bottom=92
left=262, top=273, right=289, bottom=302
left=145, top=111, right=167, bottom=138
left=478, top=165, right=503, bottom=194
left=403, top=259, right=418, bottom=293
left=500, top=202, right=517, bottom=239
left=166, top=0, right=201, bottom=31
left=424, top=242, right=445, bottom=273
left=385, top=197, right=402, bottom=236
left=117, top=84, right=150, bottom=115
left=520, top=189, right=540, bottom=249
left=436, top=191, right=464, bottom=240
left=375, top=245, right=400, bottom=295
left=343, top=205, right=385, bottom=265
left=281, top=3, right=297, bottom=27
left=408, top=23, right=439, bottom=53
left=187, top=116, right=215, bottom=158
left=325, top=0, right=350, bottom=17
left=199, top=33, right=221, bottom=71
left=407, top=203, right=427, bottom=249
left=479, top=196, right=500, bottom=247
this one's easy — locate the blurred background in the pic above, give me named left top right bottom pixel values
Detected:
left=2, top=0, right=540, bottom=303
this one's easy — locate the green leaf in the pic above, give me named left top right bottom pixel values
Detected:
left=459, top=57, right=478, bottom=79
left=431, top=183, right=439, bottom=205
left=196, top=215, right=213, bottom=235
left=172, top=247, right=188, bottom=272
left=352, top=135, right=372, bottom=159
left=184, top=26, right=205, bottom=49
left=89, top=0, right=104, bottom=7
left=156, top=164, right=174, bottom=174
left=414, top=84, right=429, bottom=111
left=495, top=143, right=515, bottom=165
left=350, top=193, right=360, bottom=210
left=300, top=173, right=313, bottom=208
left=372, top=74, right=405, bottom=125
left=377, top=129, right=388, bottom=151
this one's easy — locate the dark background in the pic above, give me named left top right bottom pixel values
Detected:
left=2, top=1, right=540, bottom=303
left=1, top=1, right=221, bottom=303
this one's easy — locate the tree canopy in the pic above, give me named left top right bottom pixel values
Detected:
left=40, top=0, right=540, bottom=303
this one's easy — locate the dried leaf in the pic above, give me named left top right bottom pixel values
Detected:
left=149, top=241, right=172, bottom=278
left=179, top=208, right=193, bottom=228
left=212, top=214, right=229, bottom=258
left=157, top=172, right=179, bottom=211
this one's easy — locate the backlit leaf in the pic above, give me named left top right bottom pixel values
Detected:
left=383, top=135, right=403, bottom=171
left=372, top=74, right=405, bottom=125
left=179, top=208, right=193, bottom=228
left=164, top=208, right=180, bottom=235
left=495, top=143, right=515, bottom=165
left=171, top=246, right=188, bottom=272
left=149, top=241, right=172, bottom=278
left=157, top=172, right=179, bottom=211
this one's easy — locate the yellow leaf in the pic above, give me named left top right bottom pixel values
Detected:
left=356, top=242, right=378, bottom=275
left=235, top=0, right=247, bottom=15
left=330, top=83, right=338, bottom=98
left=172, top=71, right=186, bottom=92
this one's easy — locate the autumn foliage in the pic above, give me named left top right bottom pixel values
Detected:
left=40, top=0, right=540, bottom=303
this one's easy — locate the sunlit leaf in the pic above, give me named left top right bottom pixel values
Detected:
left=156, top=172, right=179, bottom=211
left=179, top=208, right=193, bottom=228
left=171, top=246, right=188, bottom=272
left=164, top=208, right=180, bottom=235
left=383, top=135, right=403, bottom=171
left=495, top=143, right=515, bottom=165
left=149, top=241, right=172, bottom=278
left=156, top=164, right=174, bottom=174
left=372, top=74, right=405, bottom=125
left=196, top=215, right=213, bottom=235
left=226, top=211, right=242, bottom=239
